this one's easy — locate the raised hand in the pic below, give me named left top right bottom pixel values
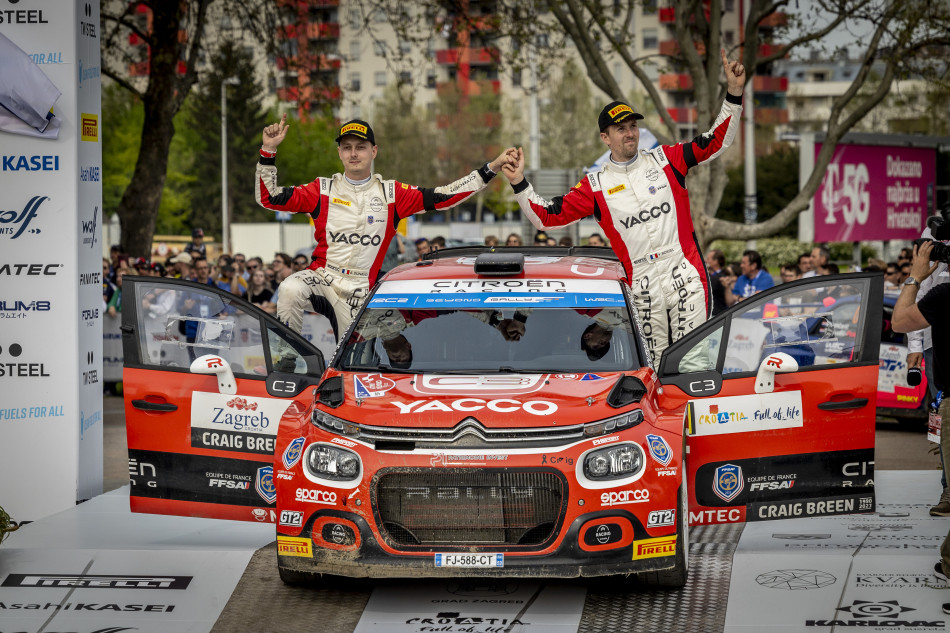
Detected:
left=262, top=113, right=290, bottom=151
left=721, top=49, right=745, bottom=96
left=501, top=147, right=525, bottom=185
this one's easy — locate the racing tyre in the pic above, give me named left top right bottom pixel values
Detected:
left=636, top=476, right=689, bottom=589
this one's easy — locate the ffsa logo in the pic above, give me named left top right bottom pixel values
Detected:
left=0, top=196, right=47, bottom=239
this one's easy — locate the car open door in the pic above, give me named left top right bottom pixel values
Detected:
left=657, top=273, right=883, bottom=526
left=121, top=276, right=325, bottom=523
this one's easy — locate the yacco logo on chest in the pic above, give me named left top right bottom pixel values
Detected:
left=619, top=202, right=671, bottom=229
left=329, top=231, right=382, bottom=246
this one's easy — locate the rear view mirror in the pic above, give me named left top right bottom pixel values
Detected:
left=190, top=354, right=237, bottom=395
left=755, top=352, right=799, bottom=394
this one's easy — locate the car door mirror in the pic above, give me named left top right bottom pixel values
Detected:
left=754, top=352, right=798, bottom=394
left=190, top=354, right=237, bottom=395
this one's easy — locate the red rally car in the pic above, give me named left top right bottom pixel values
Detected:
left=122, top=247, right=881, bottom=588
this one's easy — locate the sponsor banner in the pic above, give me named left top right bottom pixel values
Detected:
left=189, top=391, right=290, bottom=455
left=0, top=0, right=103, bottom=521
left=369, top=279, right=625, bottom=309
left=693, top=448, right=875, bottom=509
left=689, top=390, right=804, bottom=437
left=814, top=143, right=935, bottom=242
left=353, top=582, right=586, bottom=633
left=369, top=292, right=625, bottom=309
left=128, top=448, right=276, bottom=510
left=877, top=343, right=927, bottom=410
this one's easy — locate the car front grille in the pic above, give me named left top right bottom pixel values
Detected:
left=353, top=417, right=589, bottom=449
left=374, top=469, right=565, bottom=549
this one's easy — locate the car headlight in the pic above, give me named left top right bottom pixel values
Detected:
left=312, top=407, right=360, bottom=437
left=305, top=444, right=361, bottom=481
left=583, top=409, right=643, bottom=438
left=584, top=443, right=643, bottom=481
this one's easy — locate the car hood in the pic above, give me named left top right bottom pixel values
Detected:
left=322, top=370, right=652, bottom=428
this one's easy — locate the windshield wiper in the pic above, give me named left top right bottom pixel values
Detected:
left=343, top=364, right=417, bottom=374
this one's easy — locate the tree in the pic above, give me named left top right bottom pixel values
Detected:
left=372, top=83, right=440, bottom=187
left=100, top=0, right=281, bottom=256
left=178, top=41, right=271, bottom=234
left=539, top=58, right=605, bottom=170
left=356, top=0, right=950, bottom=244
left=719, top=144, right=799, bottom=237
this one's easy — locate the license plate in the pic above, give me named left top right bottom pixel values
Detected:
left=434, top=553, right=504, bottom=568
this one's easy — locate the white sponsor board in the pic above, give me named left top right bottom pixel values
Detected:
left=691, top=391, right=804, bottom=436
left=725, top=471, right=949, bottom=632
left=0, top=0, right=103, bottom=521
left=354, top=582, right=586, bottom=633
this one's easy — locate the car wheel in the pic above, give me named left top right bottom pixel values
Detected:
left=635, top=475, right=689, bottom=589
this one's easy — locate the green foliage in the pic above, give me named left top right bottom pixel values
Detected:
left=540, top=59, right=604, bottom=169
left=269, top=111, right=341, bottom=225
left=101, top=84, right=143, bottom=220
left=178, top=40, right=272, bottom=235
left=0, top=503, right=17, bottom=545
left=718, top=145, right=800, bottom=237
left=373, top=84, right=440, bottom=186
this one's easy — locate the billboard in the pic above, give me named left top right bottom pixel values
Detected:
left=0, top=0, right=103, bottom=521
left=813, top=143, right=935, bottom=242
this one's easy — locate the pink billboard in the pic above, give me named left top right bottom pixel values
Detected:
left=813, top=143, right=935, bottom=242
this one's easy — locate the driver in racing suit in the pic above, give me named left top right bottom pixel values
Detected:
left=501, top=50, right=745, bottom=364
left=255, top=114, right=514, bottom=338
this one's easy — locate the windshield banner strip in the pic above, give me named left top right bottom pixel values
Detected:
left=377, top=279, right=623, bottom=295
left=368, top=292, right=626, bottom=308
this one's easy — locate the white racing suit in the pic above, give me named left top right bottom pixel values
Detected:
left=511, top=94, right=742, bottom=363
left=256, top=152, right=498, bottom=337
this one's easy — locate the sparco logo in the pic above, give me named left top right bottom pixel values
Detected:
left=600, top=489, right=649, bottom=506
left=0, top=196, right=47, bottom=238
left=1, top=574, right=192, bottom=590
left=619, top=201, right=671, bottom=228
left=295, top=488, right=337, bottom=504
left=329, top=231, right=381, bottom=246
left=0, top=263, right=61, bottom=276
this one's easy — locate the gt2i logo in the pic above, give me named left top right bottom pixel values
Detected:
left=279, top=510, right=304, bottom=527
left=392, top=398, right=557, bottom=416
left=619, top=202, right=671, bottom=228
left=647, top=509, right=676, bottom=528
left=600, top=488, right=650, bottom=507
left=295, top=488, right=338, bottom=505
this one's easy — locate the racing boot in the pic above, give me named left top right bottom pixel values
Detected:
left=930, top=488, right=950, bottom=516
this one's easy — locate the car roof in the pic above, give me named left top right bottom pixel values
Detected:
left=382, top=246, right=627, bottom=283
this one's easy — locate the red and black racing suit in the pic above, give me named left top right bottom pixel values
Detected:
left=511, top=94, right=743, bottom=363
left=255, top=151, right=498, bottom=336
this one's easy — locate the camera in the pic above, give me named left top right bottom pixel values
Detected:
left=917, top=204, right=950, bottom=262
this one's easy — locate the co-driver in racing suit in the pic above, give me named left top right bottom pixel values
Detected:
left=255, top=115, right=514, bottom=338
left=501, top=50, right=745, bottom=364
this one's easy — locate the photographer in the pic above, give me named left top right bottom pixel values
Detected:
left=891, top=241, right=950, bottom=593
left=907, top=213, right=950, bottom=515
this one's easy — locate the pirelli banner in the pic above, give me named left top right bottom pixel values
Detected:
left=0, top=0, right=103, bottom=521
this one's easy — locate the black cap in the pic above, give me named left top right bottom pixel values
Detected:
left=598, top=101, right=644, bottom=132
left=335, top=119, right=376, bottom=145
left=192, top=228, right=204, bottom=238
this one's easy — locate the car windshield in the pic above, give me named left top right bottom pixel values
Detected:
left=336, top=278, right=641, bottom=373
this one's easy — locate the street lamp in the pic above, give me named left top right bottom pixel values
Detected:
left=221, top=76, right=240, bottom=254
